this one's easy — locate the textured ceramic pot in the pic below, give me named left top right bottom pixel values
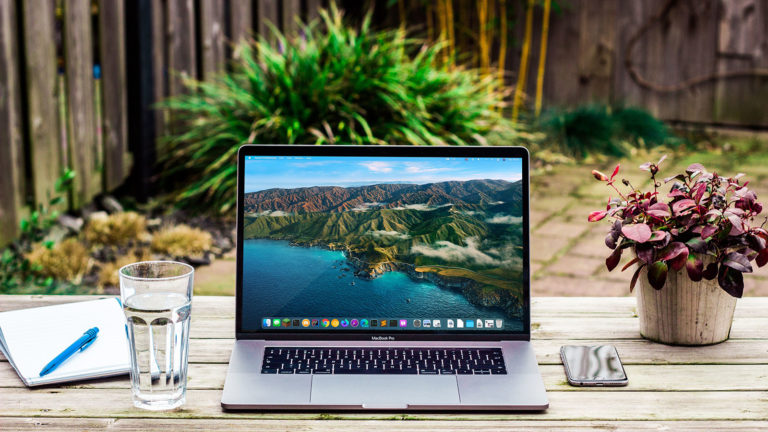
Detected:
left=636, top=264, right=737, bottom=346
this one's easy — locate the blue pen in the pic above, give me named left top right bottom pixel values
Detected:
left=39, top=327, right=100, bottom=377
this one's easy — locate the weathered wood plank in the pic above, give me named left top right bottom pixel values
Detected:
left=22, top=0, right=61, bottom=209
left=64, top=0, right=99, bottom=208
left=306, top=0, right=322, bottom=23
left=0, top=0, right=26, bottom=247
left=713, top=0, right=768, bottom=127
left=257, top=0, right=279, bottom=45
left=281, top=0, right=300, bottom=36
left=0, top=295, right=236, bottom=317
left=2, top=418, right=767, bottom=432
left=577, top=0, right=617, bottom=103
left=4, top=363, right=767, bottom=393
left=167, top=0, right=197, bottom=97
left=99, top=0, right=130, bottom=191
left=1, top=387, right=767, bottom=420
left=228, top=0, right=253, bottom=60
left=200, top=0, right=226, bottom=80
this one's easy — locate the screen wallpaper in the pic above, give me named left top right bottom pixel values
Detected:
left=240, top=156, right=525, bottom=332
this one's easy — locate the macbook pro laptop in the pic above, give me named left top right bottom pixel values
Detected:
left=221, top=145, right=548, bottom=410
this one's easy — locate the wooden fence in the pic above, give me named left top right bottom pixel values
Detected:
left=0, top=0, right=322, bottom=247
left=1, top=0, right=767, bottom=247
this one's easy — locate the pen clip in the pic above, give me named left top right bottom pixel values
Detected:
left=80, top=335, right=97, bottom=351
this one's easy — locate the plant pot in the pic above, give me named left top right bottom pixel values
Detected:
left=636, top=264, right=737, bottom=346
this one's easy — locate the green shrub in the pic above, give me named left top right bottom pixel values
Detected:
left=541, top=105, right=675, bottom=159
left=159, top=3, right=517, bottom=214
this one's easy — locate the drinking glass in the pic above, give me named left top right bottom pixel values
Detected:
left=119, top=261, right=193, bottom=410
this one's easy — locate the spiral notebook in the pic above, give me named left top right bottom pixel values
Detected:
left=0, top=298, right=130, bottom=387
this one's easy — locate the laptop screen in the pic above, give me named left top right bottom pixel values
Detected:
left=238, top=149, right=527, bottom=335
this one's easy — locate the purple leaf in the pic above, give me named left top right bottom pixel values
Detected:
left=648, top=230, right=668, bottom=242
left=621, top=257, right=640, bottom=272
left=610, top=164, right=620, bottom=181
left=658, top=242, right=686, bottom=260
left=718, top=266, right=744, bottom=298
left=701, top=225, right=718, bottom=240
left=639, top=162, right=652, bottom=171
left=588, top=210, right=608, bottom=222
left=702, top=262, right=718, bottom=280
left=647, top=261, right=668, bottom=290
left=606, top=247, right=622, bottom=271
left=672, top=199, right=697, bottom=214
left=686, top=255, right=703, bottom=282
left=756, top=249, right=768, bottom=267
left=622, top=224, right=652, bottom=243
left=657, top=155, right=667, bottom=166
left=727, top=214, right=746, bottom=236
left=646, top=202, right=671, bottom=218
left=630, top=264, right=645, bottom=293
left=686, top=163, right=705, bottom=175
left=722, top=252, right=753, bottom=273
left=636, top=244, right=654, bottom=264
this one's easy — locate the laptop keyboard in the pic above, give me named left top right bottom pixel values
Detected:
left=261, top=347, right=507, bottom=375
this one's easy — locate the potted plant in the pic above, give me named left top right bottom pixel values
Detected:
left=588, top=156, right=768, bottom=345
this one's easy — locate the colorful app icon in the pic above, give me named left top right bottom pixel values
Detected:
left=390, top=320, right=398, bottom=327
left=447, top=319, right=455, bottom=328
left=282, top=318, right=291, bottom=327
left=350, top=319, right=359, bottom=327
left=485, top=319, right=494, bottom=328
left=476, top=319, right=483, bottom=329
left=312, top=319, right=319, bottom=327
left=263, top=318, right=271, bottom=327
left=496, top=319, right=503, bottom=328
left=331, top=319, right=340, bottom=328
left=423, top=319, right=431, bottom=328
left=322, top=319, right=330, bottom=327
left=341, top=319, right=349, bottom=327
left=302, top=319, right=310, bottom=327
left=413, top=319, right=422, bottom=328
left=370, top=319, right=378, bottom=327
left=457, top=319, right=464, bottom=328
left=273, top=318, right=281, bottom=327
left=361, top=319, right=369, bottom=327
left=379, top=319, right=387, bottom=327
left=399, top=319, right=407, bottom=328
left=466, top=319, right=474, bottom=328
left=432, top=320, right=441, bottom=328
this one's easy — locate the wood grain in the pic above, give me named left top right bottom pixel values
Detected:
left=0, top=0, right=25, bottom=247
left=200, top=0, right=226, bottom=79
left=99, top=0, right=130, bottom=191
left=64, top=0, right=99, bottom=208
left=257, top=0, right=279, bottom=46
left=22, top=0, right=61, bottom=209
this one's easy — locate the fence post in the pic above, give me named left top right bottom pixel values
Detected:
left=64, top=0, right=99, bottom=208
left=201, top=0, right=226, bottom=80
left=100, top=0, right=130, bottom=191
left=0, top=0, right=26, bottom=246
left=22, top=0, right=61, bottom=211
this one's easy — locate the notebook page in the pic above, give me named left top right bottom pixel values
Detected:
left=0, top=298, right=130, bottom=385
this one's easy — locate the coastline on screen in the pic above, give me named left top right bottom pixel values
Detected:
left=240, top=156, right=525, bottom=332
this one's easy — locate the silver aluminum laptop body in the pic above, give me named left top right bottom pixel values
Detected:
left=222, top=145, right=548, bottom=411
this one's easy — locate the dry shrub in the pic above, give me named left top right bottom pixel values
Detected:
left=98, top=249, right=151, bottom=288
left=27, top=239, right=89, bottom=281
left=151, top=225, right=212, bottom=257
left=85, top=211, right=147, bottom=246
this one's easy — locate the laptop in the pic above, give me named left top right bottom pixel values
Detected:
left=221, top=145, right=548, bottom=410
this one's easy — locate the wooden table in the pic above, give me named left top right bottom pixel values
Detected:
left=1, top=295, right=766, bottom=431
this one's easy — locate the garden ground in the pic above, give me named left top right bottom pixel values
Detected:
left=194, top=135, right=768, bottom=297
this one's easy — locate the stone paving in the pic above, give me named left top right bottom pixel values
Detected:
left=195, top=145, right=768, bottom=297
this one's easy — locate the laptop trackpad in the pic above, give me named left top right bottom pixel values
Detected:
left=311, top=375, right=460, bottom=407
